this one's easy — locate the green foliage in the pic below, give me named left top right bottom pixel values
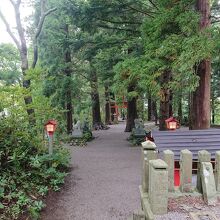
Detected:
left=0, top=43, right=21, bottom=86
left=0, top=116, right=70, bottom=220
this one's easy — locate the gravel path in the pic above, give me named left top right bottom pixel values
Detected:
left=41, top=123, right=141, bottom=220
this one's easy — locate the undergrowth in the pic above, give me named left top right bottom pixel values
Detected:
left=0, top=117, right=70, bottom=220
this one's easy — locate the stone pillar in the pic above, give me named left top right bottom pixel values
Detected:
left=197, top=150, right=211, bottom=192
left=215, top=151, right=220, bottom=192
left=149, top=159, right=168, bottom=215
left=180, top=149, right=192, bottom=192
left=200, top=162, right=217, bottom=205
left=141, top=140, right=157, bottom=193
left=163, top=150, right=174, bottom=192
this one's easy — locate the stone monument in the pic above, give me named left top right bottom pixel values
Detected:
left=72, top=120, right=83, bottom=138
left=128, top=119, right=147, bottom=145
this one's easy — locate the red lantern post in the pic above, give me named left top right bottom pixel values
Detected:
left=45, top=120, right=57, bottom=155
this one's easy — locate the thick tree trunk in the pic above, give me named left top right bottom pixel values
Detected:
left=159, top=70, right=171, bottom=130
left=21, top=47, right=36, bottom=125
left=64, top=24, right=73, bottom=134
left=125, top=84, right=137, bottom=132
left=105, top=86, right=111, bottom=125
left=190, top=0, right=211, bottom=129
left=90, top=71, right=103, bottom=129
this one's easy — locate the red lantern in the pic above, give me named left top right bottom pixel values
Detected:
left=165, top=117, right=179, bottom=130
left=45, top=120, right=57, bottom=136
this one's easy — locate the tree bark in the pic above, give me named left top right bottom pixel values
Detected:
left=211, top=91, right=215, bottom=124
left=105, top=86, right=111, bottom=125
left=191, top=0, right=211, bottom=129
left=159, top=70, right=171, bottom=130
left=90, top=70, right=103, bottom=129
left=169, top=90, right=173, bottom=117
left=125, top=84, right=137, bottom=132
left=64, top=24, right=73, bottom=134
left=152, top=100, right=158, bottom=125
left=148, top=95, right=152, bottom=121
left=178, top=96, right=183, bottom=124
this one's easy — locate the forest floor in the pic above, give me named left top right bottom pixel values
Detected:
left=41, top=122, right=220, bottom=220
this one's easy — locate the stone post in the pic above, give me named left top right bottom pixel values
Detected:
left=200, top=162, right=217, bottom=205
left=197, top=150, right=211, bottom=192
left=180, top=149, right=192, bottom=192
left=163, top=150, right=174, bottom=192
left=149, top=159, right=168, bottom=215
left=215, top=151, right=220, bottom=192
left=141, top=140, right=157, bottom=193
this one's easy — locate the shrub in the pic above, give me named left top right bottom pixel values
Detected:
left=0, top=117, right=70, bottom=220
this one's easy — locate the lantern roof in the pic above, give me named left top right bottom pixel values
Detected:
left=45, top=120, right=57, bottom=126
left=165, top=117, right=178, bottom=123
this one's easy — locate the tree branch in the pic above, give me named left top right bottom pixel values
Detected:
left=148, top=0, right=159, bottom=10
left=98, top=24, right=140, bottom=34
left=96, top=18, right=142, bottom=25
left=32, top=1, right=57, bottom=68
left=0, top=10, right=20, bottom=49
left=11, top=1, right=27, bottom=56
left=126, top=4, right=154, bottom=17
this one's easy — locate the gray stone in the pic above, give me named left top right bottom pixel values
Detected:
left=132, top=119, right=146, bottom=137
left=139, top=186, right=154, bottom=220
left=163, top=150, right=174, bottom=192
left=133, top=209, right=145, bottom=220
left=72, top=120, right=83, bottom=138
left=180, top=149, right=193, bottom=192
left=215, top=151, right=220, bottom=192
left=200, top=162, right=217, bottom=205
left=141, top=141, right=157, bottom=193
left=148, top=159, right=168, bottom=215
left=197, top=150, right=211, bottom=192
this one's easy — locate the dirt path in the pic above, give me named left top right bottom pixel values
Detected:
left=41, top=123, right=141, bottom=220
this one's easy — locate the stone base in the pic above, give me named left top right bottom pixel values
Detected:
left=139, top=185, right=154, bottom=220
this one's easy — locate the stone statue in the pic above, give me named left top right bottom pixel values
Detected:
left=133, top=119, right=146, bottom=137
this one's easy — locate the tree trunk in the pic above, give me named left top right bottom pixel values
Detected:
left=105, top=85, right=111, bottom=125
left=211, top=92, right=215, bottom=124
left=190, top=0, right=211, bottom=130
left=90, top=71, right=103, bottom=129
left=125, top=84, right=137, bottom=132
left=159, top=70, right=171, bottom=130
left=178, top=96, right=183, bottom=124
left=64, top=24, right=73, bottom=134
left=152, top=100, right=158, bottom=125
left=148, top=95, right=152, bottom=121
left=20, top=40, right=36, bottom=125
left=169, top=90, right=173, bottom=117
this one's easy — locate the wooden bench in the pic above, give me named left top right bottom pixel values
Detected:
left=151, top=129, right=220, bottom=160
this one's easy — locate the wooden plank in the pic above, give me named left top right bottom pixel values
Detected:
left=152, top=129, right=220, bottom=136
left=152, top=129, right=220, bottom=160
left=155, top=139, right=220, bottom=144
left=155, top=143, right=220, bottom=148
